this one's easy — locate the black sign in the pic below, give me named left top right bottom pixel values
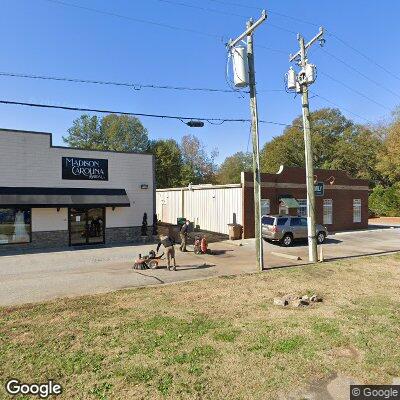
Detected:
left=62, top=157, right=108, bottom=181
left=314, top=182, right=324, bottom=196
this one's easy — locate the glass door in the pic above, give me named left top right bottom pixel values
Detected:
left=87, top=208, right=105, bottom=244
left=69, top=208, right=88, bottom=245
left=69, top=208, right=105, bottom=246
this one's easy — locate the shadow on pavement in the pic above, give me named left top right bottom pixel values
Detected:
left=210, top=249, right=235, bottom=255
left=131, top=271, right=165, bottom=284
left=266, top=249, right=400, bottom=270
left=325, top=249, right=400, bottom=262
left=265, top=237, right=343, bottom=248
left=175, top=264, right=216, bottom=271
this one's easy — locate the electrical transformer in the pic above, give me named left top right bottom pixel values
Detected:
left=231, top=46, right=249, bottom=88
left=287, top=67, right=296, bottom=90
left=305, top=63, right=317, bottom=84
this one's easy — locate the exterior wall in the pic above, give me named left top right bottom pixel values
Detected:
left=242, top=167, right=370, bottom=238
left=32, top=230, right=69, bottom=248
left=156, top=185, right=242, bottom=235
left=32, top=208, right=68, bottom=231
left=106, top=226, right=143, bottom=244
left=157, top=190, right=183, bottom=225
left=0, top=129, right=155, bottom=250
left=0, top=129, right=154, bottom=228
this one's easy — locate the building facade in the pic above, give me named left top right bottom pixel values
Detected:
left=157, top=184, right=242, bottom=235
left=0, top=129, right=155, bottom=251
left=242, top=167, right=369, bottom=238
left=156, top=166, right=369, bottom=238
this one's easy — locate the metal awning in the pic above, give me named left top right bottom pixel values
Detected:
left=0, top=187, right=130, bottom=208
left=279, top=197, right=300, bottom=208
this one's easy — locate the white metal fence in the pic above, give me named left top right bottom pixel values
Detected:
left=156, top=185, right=242, bottom=235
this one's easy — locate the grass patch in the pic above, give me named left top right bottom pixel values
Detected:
left=1, top=254, right=400, bottom=399
left=213, top=329, right=241, bottom=343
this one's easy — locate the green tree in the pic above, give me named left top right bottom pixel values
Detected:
left=63, top=114, right=150, bottom=152
left=329, top=125, right=383, bottom=184
left=261, top=108, right=352, bottom=173
left=369, top=184, right=400, bottom=217
left=216, top=151, right=253, bottom=184
left=260, top=107, right=384, bottom=183
left=376, top=109, right=400, bottom=184
left=149, top=139, right=183, bottom=189
left=180, top=135, right=218, bottom=185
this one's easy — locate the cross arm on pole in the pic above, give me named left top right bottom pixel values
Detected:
left=227, top=10, right=267, bottom=49
left=289, top=26, right=324, bottom=62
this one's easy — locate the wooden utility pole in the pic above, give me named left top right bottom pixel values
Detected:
left=247, top=19, right=263, bottom=271
left=289, top=28, right=324, bottom=263
left=228, top=11, right=267, bottom=271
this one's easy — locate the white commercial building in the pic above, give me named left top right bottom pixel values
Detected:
left=0, top=128, right=155, bottom=250
left=156, top=184, right=243, bottom=235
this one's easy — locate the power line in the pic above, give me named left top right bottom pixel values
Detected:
left=0, top=71, right=238, bottom=93
left=206, top=0, right=400, bottom=83
left=0, top=99, right=296, bottom=127
left=157, top=0, right=298, bottom=35
left=205, top=0, right=319, bottom=27
left=0, top=71, right=285, bottom=94
left=309, top=90, right=373, bottom=124
left=44, top=0, right=288, bottom=53
left=319, top=48, right=400, bottom=100
left=158, top=0, right=246, bottom=19
left=320, top=71, right=392, bottom=112
left=326, top=31, right=400, bottom=83
left=44, top=0, right=223, bottom=40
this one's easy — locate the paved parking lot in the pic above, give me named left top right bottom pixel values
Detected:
left=0, top=227, right=399, bottom=306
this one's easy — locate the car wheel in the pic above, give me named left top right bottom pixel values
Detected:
left=317, top=231, right=326, bottom=244
left=281, top=234, right=293, bottom=247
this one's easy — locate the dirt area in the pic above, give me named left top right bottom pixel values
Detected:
left=1, top=253, right=400, bottom=399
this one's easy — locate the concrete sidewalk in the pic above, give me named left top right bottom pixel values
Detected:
left=0, top=228, right=399, bottom=306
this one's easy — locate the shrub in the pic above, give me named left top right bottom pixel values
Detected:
left=369, top=184, right=400, bottom=217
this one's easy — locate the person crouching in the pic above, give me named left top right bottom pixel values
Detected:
left=157, top=235, right=177, bottom=271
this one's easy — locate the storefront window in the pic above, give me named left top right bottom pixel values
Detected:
left=0, top=208, right=31, bottom=244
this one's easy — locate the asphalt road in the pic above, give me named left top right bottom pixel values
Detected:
left=1, top=227, right=399, bottom=306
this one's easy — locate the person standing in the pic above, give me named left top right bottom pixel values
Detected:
left=180, top=220, right=190, bottom=252
left=156, top=235, right=177, bottom=271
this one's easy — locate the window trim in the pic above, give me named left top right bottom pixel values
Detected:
left=261, top=199, right=270, bottom=216
left=323, top=199, right=333, bottom=225
left=298, top=199, right=307, bottom=217
left=279, top=203, right=289, bottom=215
left=353, top=199, right=362, bottom=223
left=0, top=207, right=32, bottom=246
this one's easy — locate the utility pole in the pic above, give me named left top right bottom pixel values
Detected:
left=288, top=27, right=325, bottom=263
left=228, top=11, right=267, bottom=271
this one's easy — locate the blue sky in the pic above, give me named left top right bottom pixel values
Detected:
left=1, top=0, right=399, bottom=163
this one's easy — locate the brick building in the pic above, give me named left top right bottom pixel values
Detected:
left=157, top=166, right=369, bottom=238
left=0, top=128, right=155, bottom=251
left=242, top=166, right=369, bottom=238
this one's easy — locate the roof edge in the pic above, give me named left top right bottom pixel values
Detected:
left=0, top=128, right=153, bottom=156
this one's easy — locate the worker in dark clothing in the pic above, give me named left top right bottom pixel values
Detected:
left=156, top=235, right=176, bottom=271
left=180, top=220, right=190, bottom=252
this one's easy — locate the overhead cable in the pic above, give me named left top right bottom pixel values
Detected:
left=0, top=99, right=297, bottom=127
